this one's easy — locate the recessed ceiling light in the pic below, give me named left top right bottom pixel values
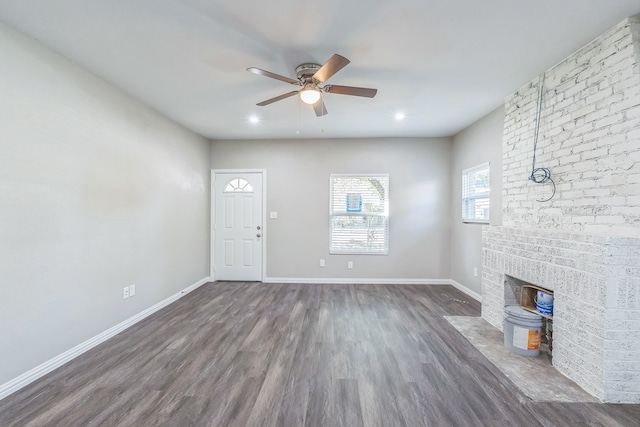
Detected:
left=394, top=112, right=405, bottom=121
left=249, top=115, right=260, bottom=124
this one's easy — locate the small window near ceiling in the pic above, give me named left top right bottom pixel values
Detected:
left=462, top=163, right=490, bottom=223
left=330, top=174, right=389, bottom=254
left=224, top=178, right=253, bottom=193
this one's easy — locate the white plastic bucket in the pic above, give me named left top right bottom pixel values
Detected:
left=535, top=290, right=554, bottom=316
left=503, top=305, right=542, bottom=357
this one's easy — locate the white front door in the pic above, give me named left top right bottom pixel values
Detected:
left=213, top=172, right=263, bottom=281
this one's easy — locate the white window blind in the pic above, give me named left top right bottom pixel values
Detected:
left=330, top=174, right=389, bottom=254
left=462, top=163, right=490, bottom=223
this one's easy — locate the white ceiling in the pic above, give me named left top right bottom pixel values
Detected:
left=1, top=1, right=639, bottom=140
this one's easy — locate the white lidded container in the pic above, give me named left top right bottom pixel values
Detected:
left=503, top=305, right=543, bottom=357
left=536, top=290, right=554, bottom=316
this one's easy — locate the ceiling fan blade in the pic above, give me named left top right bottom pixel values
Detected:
left=312, top=54, right=350, bottom=83
left=247, top=67, right=299, bottom=85
left=325, top=85, right=377, bottom=98
left=313, top=99, right=328, bottom=116
left=256, top=91, right=298, bottom=106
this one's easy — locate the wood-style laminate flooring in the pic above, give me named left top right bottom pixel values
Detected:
left=1, top=282, right=639, bottom=426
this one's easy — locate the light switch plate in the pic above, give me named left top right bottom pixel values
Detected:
left=270, top=211, right=278, bottom=219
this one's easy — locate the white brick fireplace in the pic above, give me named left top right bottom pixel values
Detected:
left=482, top=15, right=640, bottom=403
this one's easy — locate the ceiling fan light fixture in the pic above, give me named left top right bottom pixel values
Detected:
left=248, top=54, right=376, bottom=117
left=299, top=85, right=321, bottom=105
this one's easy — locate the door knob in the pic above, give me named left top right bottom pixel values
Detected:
left=257, top=233, right=261, bottom=238
left=257, top=226, right=261, bottom=230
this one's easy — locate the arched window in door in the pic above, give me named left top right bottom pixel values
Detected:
left=224, top=178, right=253, bottom=193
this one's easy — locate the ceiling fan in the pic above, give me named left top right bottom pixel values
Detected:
left=246, top=54, right=377, bottom=116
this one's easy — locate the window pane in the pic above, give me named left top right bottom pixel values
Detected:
left=331, top=176, right=388, bottom=214
left=462, top=163, right=490, bottom=223
left=472, top=168, right=490, bottom=196
left=224, top=178, right=253, bottom=193
left=331, top=215, right=387, bottom=253
left=330, top=175, right=389, bottom=254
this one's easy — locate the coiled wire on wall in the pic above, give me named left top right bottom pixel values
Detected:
left=529, top=73, right=556, bottom=202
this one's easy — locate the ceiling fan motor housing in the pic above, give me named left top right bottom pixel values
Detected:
left=295, top=63, right=321, bottom=82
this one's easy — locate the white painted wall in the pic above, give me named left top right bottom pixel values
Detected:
left=450, top=106, right=504, bottom=295
left=0, top=23, right=211, bottom=385
left=211, top=138, right=452, bottom=281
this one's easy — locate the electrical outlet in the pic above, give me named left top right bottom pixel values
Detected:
left=320, top=259, right=325, bottom=267
left=348, top=261, right=353, bottom=269
left=130, top=284, right=136, bottom=296
left=123, top=287, right=129, bottom=299
left=474, top=267, right=478, bottom=277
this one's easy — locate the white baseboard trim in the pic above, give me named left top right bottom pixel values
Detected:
left=263, top=277, right=482, bottom=303
left=263, top=277, right=451, bottom=285
left=0, top=276, right=211, bottom=401
left=448, top=279, right=482, bottom=302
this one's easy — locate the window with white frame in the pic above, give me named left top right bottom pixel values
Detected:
left=462, top=163, right=490, bottom=223
left=330, top=174, right=389, bottom=254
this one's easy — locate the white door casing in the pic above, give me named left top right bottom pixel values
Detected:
left=212, top=171, right=264, bottom=281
